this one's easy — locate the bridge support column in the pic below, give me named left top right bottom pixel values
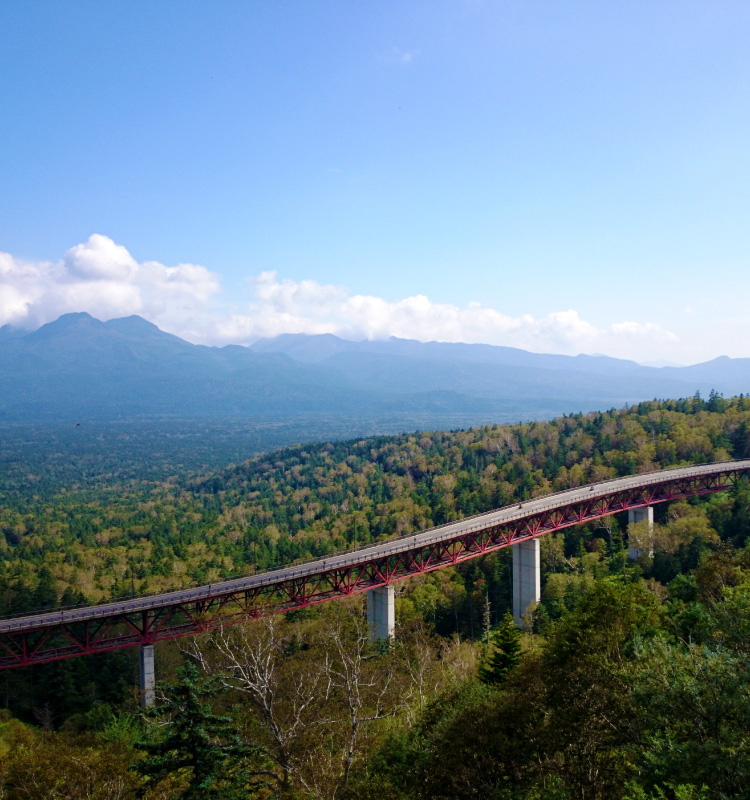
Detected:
left=627, top=507, right=654, bottom=560
left=139, top=644, right=155, bottom=709
left=367, top=586, right=395, bottom=643
left=512, top=539, right=540, bottom=629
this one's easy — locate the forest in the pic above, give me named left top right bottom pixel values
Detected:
left=2, top=392, right=750, bottom=798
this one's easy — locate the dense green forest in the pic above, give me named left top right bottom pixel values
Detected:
left=2, top=393, right=750, bottom=798
left=2, top=392, right=749, bottom=612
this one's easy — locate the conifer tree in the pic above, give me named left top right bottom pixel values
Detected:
left=482, top=592, right=492, bottom=646
left=132, top=661, right=265, bottom=799
left=479, top=610, right=521, bottom=685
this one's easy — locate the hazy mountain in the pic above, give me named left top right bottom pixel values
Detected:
left=0, top=314, right=747, bottom=427
left=251, top=333, right=650, bottom=373
left=249, top=332, right=745, bottom=402
left=0, top=313, right=354, bottom=420
left=660, top=356, right=750, bottom=397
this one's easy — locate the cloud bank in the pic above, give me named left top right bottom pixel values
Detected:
left=0, top=235, right=678, bottom=360
left=217, top=272, right=677, bottom=358
left=0, top=234, right=221, bottom=339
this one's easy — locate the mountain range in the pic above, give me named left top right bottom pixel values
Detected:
left=1, top=313, right=748, bottom=428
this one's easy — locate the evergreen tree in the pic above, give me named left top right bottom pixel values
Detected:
left=481, top=592, right=492, bottom=646
left=132, top=661, right=265, bottom=799
left=479, top=610, right=521, bottom=685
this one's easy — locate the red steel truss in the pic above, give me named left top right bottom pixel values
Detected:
left=1, top=461, right=749, bottom=669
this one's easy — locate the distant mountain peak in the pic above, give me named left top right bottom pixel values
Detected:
left=29, top=312, right=104, bottom=340
left=52, top=311, right=98, bottom=326
left=262, top=332, right=346, bottom=345
left=106, top=314, right=157, bottom=328
left=104, top=315, right=190, bottom=345
left=250, top=332, right=351, bottom=362
left=63, top=311, right=95, bottom=319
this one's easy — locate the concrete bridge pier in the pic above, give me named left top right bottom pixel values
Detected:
left=367, top=586, right=395, bottom=643
left=139, top=643, right=155, bottom=708
left=627, top=506, right=654, bottom=559
left=512, top=539, right=541, bottom=628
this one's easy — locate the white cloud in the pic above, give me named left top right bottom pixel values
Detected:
left=0, top=236, right=682, bottom=361
left=611, top=321, right=678, bottom=341
left=0, top=235, right=221, bottom=332
left=214, top=271, right=680, bottom=360
left=63, top=234, right=138, bottom=281
left=252, top=270, right=347, bottom=314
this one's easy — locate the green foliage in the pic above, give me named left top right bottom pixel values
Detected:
left=629, top=581, right=750, bottom=798
left=479, top=610, right=521, bottom=685
left=368, top=577, right=750, bottom=800
left=132, top=661, right=264, bottom=799
left=623, top=783, right=710, bottom=800
left=3, top=395, right=750, bottom=627
left=0, top=711, right=139, bottom=800
left=4, top=396, right=750, bottom=796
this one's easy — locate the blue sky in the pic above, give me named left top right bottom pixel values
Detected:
left=1, top=1, right=748, bottom=363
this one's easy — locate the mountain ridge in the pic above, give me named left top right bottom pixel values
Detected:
left=1, top=314, right=748, bottom=426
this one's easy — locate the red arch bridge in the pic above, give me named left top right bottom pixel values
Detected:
left=1, top=460, right=749, bottom=703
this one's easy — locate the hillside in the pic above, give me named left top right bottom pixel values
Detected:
left=3, top=396, right=750, bottom=800
left=2, top=393, right=749, bottom=616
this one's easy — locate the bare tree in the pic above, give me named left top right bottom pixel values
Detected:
left=398, top=624, right=443, bottom=725
left=188, top=602, right=443, bottom=800
left=320, top=609, right=404, bottom=800
left=188, top=616, right=323, bottom=794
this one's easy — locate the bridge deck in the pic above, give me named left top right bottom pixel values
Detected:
left=2, top=460, right=749, bottom=643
